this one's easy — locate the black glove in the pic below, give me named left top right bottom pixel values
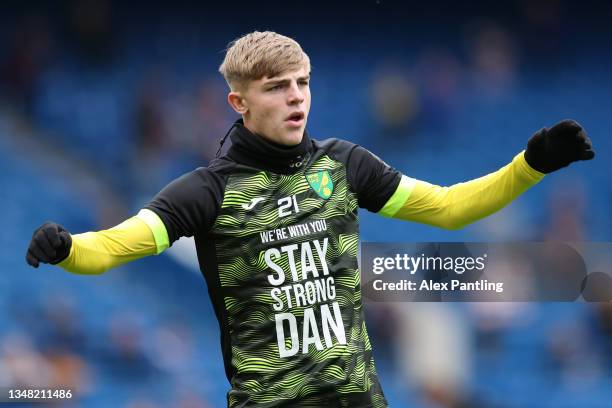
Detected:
left=524, top=119, right=595, bottom=174
left=26, top=222, right=72, bottom=268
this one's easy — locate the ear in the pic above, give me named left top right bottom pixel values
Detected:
left=227, top=91, right=248, bottom=115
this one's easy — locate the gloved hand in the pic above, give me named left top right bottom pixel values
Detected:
left=26, top=222, right=72, bottom=267
left=524, top=119, right=595, bottom=174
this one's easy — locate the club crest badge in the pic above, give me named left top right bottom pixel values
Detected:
left=306, top=170, right=333, bottom=199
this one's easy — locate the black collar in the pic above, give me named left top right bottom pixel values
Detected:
left=226, top=119, right=312, bottom=174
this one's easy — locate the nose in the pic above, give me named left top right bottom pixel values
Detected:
left=287, top=81, right=304, bottom=105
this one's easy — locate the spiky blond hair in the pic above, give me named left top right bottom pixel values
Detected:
left=219, top=31, right=310, bottom=90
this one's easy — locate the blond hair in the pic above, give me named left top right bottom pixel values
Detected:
left=219, top=31, right=310, bottom=89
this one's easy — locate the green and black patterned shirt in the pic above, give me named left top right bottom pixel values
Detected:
left=146, top=120, right=401, bottom=408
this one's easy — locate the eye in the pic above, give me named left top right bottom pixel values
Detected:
left=268, top=84, right=283, bottom=91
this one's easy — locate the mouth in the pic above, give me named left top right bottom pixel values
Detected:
left=285, top=111, right=305, bottom=127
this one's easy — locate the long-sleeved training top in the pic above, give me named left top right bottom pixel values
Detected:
left=59, top=120, right=544, bottom=407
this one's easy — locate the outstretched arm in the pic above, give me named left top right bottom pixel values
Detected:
left=378, top=151, right=543, bottom=229
left=378, top=120, right=595, bottom=229
left=26, top=167, right=220, bottom=274
left=25, top=209, right=169, bottom=274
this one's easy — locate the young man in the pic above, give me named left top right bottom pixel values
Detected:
left=26, top=31, right=594, bottom=407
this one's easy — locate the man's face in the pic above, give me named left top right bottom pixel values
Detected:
left=231, top=67, right=311, bottom=146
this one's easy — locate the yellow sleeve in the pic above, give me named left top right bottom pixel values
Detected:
left=377, top=151, right=545, bottom=230
left=57, top=209, right=170, bottom=274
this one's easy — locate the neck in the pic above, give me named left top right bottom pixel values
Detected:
left=241, top=119, right=303, bottom=148
left=226, top=119, right=311, bottom=174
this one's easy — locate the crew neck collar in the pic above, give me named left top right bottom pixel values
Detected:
left=226, top=119, right=311, bottom=174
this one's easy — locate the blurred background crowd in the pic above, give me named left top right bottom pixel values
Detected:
left=1, top=0, right=611, bottom=407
